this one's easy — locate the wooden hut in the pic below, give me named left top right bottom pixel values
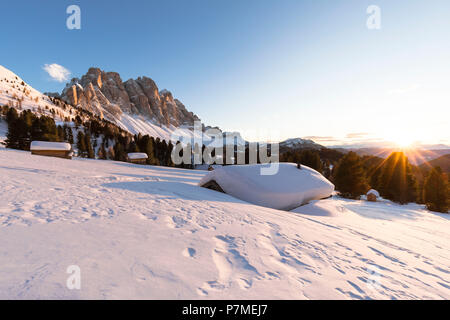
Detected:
left=366, top=189, right=380, bottom=202
left=127, top=153, right=148, bottom=164
left=201, top=179, right=225, bottom=193
left=30, top=141, right=72, bottom=159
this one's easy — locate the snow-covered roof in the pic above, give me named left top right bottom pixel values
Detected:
left=30, top=141, right=71, bottom=151
left=367, top=189, right=380, bottom=197
left=199, top=163, right=334, bottom=210
left=127, top=153, right=148, bottom=159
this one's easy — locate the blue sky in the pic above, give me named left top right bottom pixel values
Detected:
left=1, top=0, right=449, bottom=146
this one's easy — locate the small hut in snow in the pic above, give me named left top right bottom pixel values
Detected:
left=366, top=189, right=380, bottom=202
left=199, top=163, right=335, bottom=211
left=127, top=153, right=148, bottom=164
left=30, top=141, right=72, bottom=159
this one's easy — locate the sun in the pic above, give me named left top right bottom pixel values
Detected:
left=390, top=134, right=415, bottom=149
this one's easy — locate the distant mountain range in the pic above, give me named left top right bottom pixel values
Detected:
left=419, top=154, right=450, bottom=173
left=279, top=138, right=323, bottom=150
left=277, top=137, right=450, bottom=166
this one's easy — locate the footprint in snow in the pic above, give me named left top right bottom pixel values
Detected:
left=182, top=247, right=196, bottom=258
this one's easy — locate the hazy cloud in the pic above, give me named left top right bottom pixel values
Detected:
left=303, top=136, right=337, bottom=142
left=345, top=132, right=369, bottom=139
left=43, top=63, right=71, bottom=82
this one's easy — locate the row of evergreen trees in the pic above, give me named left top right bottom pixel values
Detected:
left=71, top=121, right=177, bottom=167
left=1, top=106, right=177, bottom=168
left=2, top=106, right=70, bottom=150
left=280, top=149, right=331, bottom=177
left=332, top=151, right=448, bottom=213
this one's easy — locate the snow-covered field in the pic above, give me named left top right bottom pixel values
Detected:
left=0, top=147, right=449, bottom=299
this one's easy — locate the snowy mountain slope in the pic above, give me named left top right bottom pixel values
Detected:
left=0, top=147, right=449, bottom=299
left=0, top=65, right=73, bottom=121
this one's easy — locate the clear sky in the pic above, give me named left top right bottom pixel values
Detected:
left=1, top=0, right=449, bottom=147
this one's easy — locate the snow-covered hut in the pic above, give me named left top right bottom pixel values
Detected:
left=30, top=141, right=72, bottom=159
left=199, top=163, right=335, bottom=211
left=127, top=153, right=148, bottom=164
left=366, top=189, right=380, bottom=202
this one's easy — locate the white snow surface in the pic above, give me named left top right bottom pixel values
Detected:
left=199, top=163, right=335, bottom=211
left=127, top=153, right=148, bottom=160
left=0, top=147, right=449, bottom=299
left=30, top=141, right=71, bottom=151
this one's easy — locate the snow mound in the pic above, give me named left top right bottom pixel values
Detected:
left=291, top=199, right=351, bottom=217
left=199, top=163, right=334, bottom=210
left=367, top=189, right=380, bottom=197
left=127, top=152, right=148, bottom=159
left=30, top=141, right=71, bottom=151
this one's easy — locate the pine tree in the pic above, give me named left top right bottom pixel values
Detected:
left=57, top=125, right=65, bottom=141
left=166, top=141, right=174, bottom=167
left=6, top=106, right=18, bottom=123
left=128, top=140, right=139, bottom=153
left=161, top=140, right=169, bottom=165
left=6, top=109, right=32, bottom=150
left=333, top=151, right=370, bottom=199
left=84, top=133, right=95, bottom=159
left=299, top=150, right=323, bottom=173
left=423, top=166, right=449, bottom=213
left=67, top=127, right=74, bottom=144
left=378, top=152, right=417, bottom=204
left=113, top=141, right=127, bottom=162
left=5, top=108, right=20, bottom=149
left=154, top=137, right=161, bottom=161
left=33, top=115, right=59, bottom=142
left=142, top=136, right=156, bottom=165
left=76, top=131, right=86, bottom=157
left=97, top=141, right=107, bottom=160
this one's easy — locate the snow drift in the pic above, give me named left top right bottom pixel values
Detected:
left=199, top=163, right=334, bottom=210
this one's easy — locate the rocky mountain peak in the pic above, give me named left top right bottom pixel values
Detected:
left=60, top=68, right=200, bottom=128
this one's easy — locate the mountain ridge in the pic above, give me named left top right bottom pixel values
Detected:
left=59, top=67, right=200, bottom=128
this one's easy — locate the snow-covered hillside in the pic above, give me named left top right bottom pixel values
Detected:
left=0, top=65, right=73, bottom=121
left=0, top=147, right=448, bottom=299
